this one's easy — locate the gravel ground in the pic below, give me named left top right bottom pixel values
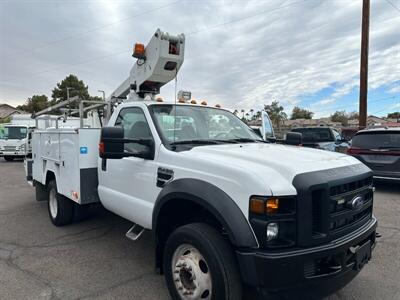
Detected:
left=0, top=159, right=399, bottom=300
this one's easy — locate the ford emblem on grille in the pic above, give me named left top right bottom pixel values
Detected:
left=350, top=196, right=364, bottom=211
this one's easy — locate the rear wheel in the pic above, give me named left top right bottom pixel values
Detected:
left=47, top=180, right=74, bottom=226
left=163, top=223, right=242, bottom=300
left=4, top=156, right=14, bottom=161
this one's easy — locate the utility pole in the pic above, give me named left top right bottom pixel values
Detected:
left=359, top=0, right=370, bottom=129
left=98, top=90, right=106, bottom=101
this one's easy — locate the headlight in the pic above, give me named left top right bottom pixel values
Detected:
left=266, top=223, right=279, bottom=241
left=249, top=196, right=296, bottom=248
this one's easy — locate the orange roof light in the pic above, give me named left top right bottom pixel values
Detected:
left=201, top=101, right=207, bottom=106
left=190, top=99, right=197, bottom=104
left=178, top=98, right=186, bottom=103
left=133, top=43, right=146, bottom=59
left=156, top=96, right=163, bottom=102
left=215, top=104, right=221, bottom=108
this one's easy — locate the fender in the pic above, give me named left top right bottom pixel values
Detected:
left=153, top=178, right=258, bottom=248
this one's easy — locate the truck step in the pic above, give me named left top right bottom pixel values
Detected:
left=125, top=224, right=145, bottom=241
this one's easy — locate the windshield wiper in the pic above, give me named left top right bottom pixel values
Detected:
left=170, top=139, right=221, bottom=146
left=227, top=138, right=265, bottom=143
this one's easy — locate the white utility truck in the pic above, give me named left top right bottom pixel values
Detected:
left=26, top=29, right=377, bottom=300
left=0, top=123, right=32, bottom=160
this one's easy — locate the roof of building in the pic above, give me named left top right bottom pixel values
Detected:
left=0, top=103, right=21, bottom=119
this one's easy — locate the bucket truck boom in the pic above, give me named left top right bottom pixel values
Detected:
left=110, top=28, right=185, bottom=102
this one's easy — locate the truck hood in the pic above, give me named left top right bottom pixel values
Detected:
left=185, top=143, right=361, bottom=195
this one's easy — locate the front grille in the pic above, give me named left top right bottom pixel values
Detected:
left=329, top=177, right=372, bottom=197
left=4, top=146, right=16, bottom=151
left=311, top=176, right=373, bottom=241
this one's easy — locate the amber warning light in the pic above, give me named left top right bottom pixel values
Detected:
left=133, top=43, right=146, bottom=60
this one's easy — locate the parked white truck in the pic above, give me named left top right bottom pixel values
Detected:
left=26, top=29, right=377, bottom=299
left=0, top=123, right=32, bottom=160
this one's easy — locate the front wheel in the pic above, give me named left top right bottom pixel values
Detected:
left=163, top=223, right=242, bottom=300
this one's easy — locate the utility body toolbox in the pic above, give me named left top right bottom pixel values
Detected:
left=30, top=127, right=101, bottom=204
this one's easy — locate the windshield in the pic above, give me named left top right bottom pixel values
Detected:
left=292, top=127, right=334, bottom=143
left=352, top=132, right=400, bottom=149
left=149, top=105, right=262, bottom=146
left=0, top=126, right=28, bottom=140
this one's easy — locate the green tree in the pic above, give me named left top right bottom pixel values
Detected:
left=51, top=74, right=90, bottom=105
left=331, top=110, right=348, bottom=126
left=290, top=106, right=314, bottom=120
left=16, top=95, right=49, bottom=113
left=264, top=101, right=287, bottom=129
left=348, top=111, right=359, bottom=120
left=388, top=112, right=400, bottom=119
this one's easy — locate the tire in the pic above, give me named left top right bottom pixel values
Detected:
left=74, top=204, right=90, bottom=222
left=47, top=180, right=74, bottom=226
left=4, top=156, right=14, bottom=161
left=35, top=183, right=48, bottom=202
left=163, top=223, right=242, bottom=300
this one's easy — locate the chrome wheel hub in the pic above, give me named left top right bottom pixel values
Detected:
left=49, top=189, right=57, bottom=219
left=172, top=244, right=212, bottom=299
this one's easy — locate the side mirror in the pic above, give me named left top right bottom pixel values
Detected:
left=99, top=126, right=155, bottom=160
left=284, top=132, right=302, bottom=146
left=99, top=127, right=125, bottom=159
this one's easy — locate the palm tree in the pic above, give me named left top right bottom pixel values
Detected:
left=264, top=101, right=287, bottom=130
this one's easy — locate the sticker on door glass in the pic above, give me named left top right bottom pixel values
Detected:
left=80, top=147, right=88, bottom=154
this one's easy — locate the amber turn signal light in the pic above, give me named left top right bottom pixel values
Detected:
left=249, top=198, right=265, bottom=214
left=266, top=198, right=279, bottom=214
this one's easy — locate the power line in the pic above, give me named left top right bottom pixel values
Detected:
left=1, top=1, right=181, bottom=60
left=186, top=0, right=303, bottom=36
left=384, top=0, right=400, bottom=13
left=311, top=96, right=398, bottom=114
left=7, top=0, right=307, bottom=79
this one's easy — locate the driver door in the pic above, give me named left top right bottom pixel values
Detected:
left=98, top=106, right=159, bottom=229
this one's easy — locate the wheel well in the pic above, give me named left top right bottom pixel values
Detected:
left=45, top=171, right=56, bottom=186
left=154, top=199, right=226, bottom=274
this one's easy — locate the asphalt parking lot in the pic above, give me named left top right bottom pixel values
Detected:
left=0, top=159, right=399, bottom=300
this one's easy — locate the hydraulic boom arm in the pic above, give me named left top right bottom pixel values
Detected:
left=109, top=29, right=185, bottom=102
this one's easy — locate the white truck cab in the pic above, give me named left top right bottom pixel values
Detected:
left=0, top=124, right=32, bottom=161
left=26, top=29, right=377, bottom=300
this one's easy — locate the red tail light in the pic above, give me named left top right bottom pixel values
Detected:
left=347, top=147, right=361, bottom=155
left=99, top=142, right=105, bottom=156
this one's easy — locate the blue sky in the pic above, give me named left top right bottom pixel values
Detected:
left=0, top=0, right=399, bottom=118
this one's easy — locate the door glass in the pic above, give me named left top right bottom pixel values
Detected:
left=115, top=107, right=153, bottom=153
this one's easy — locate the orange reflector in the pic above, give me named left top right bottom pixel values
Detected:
left=266, top=198, right=279, bottom=214
left=249, top=198, right=265, bottom=214
left=156, top=97, right=163, bottom=102
left=178, top=98, right=186, bottom=103
left=201, top=101, right=207, bottom=106
left=190, top=99, right=197, bottom=104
